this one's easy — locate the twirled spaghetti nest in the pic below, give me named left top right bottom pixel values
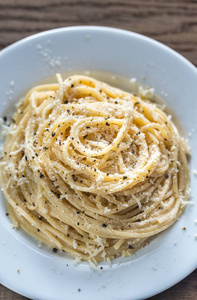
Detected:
left=0, top=75, right=189, bottom=263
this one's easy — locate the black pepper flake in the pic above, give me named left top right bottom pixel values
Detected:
left=64, top=100, right=69, bottom=104
left=128, top=245, right=134, bottom=249
left=106, top=173, right=109, bottom=176
left=3, top=116, right=7, bottom=122
left=86, top=126, right=90, bottom=129
left=71, top=84, right=74, bottom=88
left=52, top=132, right=55, bottom=137
left=165, top=174, right=169, bottom=179
left=137, top=219, right=141, bottom=222
left=37, top=229, right=40, bottom=232
left=132, top=149, right=135, bottom=154
left=5, top=212, right=9, bottom=216
left=83, top=134, right=88, bottom=139
left=123, top=176, right=127, bottom=180
left=135, top=102, right=140, bottom=105
left=146, top=175, right=149, bottom=178
left=40, top=173, right=45, bottom=178
left=102, top=224, right=107, bottom=228
left=25, top=156, right=28, bottom=161
left=72, top=174, right=77, bottom=182
left=115, top=101, right=118, bottom=104
left=52, top=247, right=58, bottom=253
left=76, top=211, right=80, bottom=214
left=78, top=288, right=81, bottom=292
left=39, top=216, right=42, bottom=220
left=105, top=122, right=110, bottom=126
left=67, top=233, right=70, bottom=237
left=77, top=222, right=79, bottom=225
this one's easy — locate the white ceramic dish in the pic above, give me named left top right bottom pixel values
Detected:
left=0, top=26, right=197, bottom=300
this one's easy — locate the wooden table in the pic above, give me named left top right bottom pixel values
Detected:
left=0, top=0, right=196, bottom=299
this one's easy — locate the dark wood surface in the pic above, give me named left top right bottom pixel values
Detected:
left=0, top=0, right=196, bottom=299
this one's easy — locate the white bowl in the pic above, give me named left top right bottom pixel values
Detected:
left=0, top=26, right=197, bottom=300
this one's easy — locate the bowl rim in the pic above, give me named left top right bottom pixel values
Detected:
left=1, top=25, right=196, bottom=74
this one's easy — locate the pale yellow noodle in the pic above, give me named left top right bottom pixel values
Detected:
left=0, top=74, right=190, bottom=263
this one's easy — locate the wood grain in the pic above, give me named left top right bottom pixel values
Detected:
left=0, top=0, right=196, bottom=299
left=0, top=0, right=197, bottom=66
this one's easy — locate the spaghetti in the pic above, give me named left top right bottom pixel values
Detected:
left=0, top=75, right=190, bottom=263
